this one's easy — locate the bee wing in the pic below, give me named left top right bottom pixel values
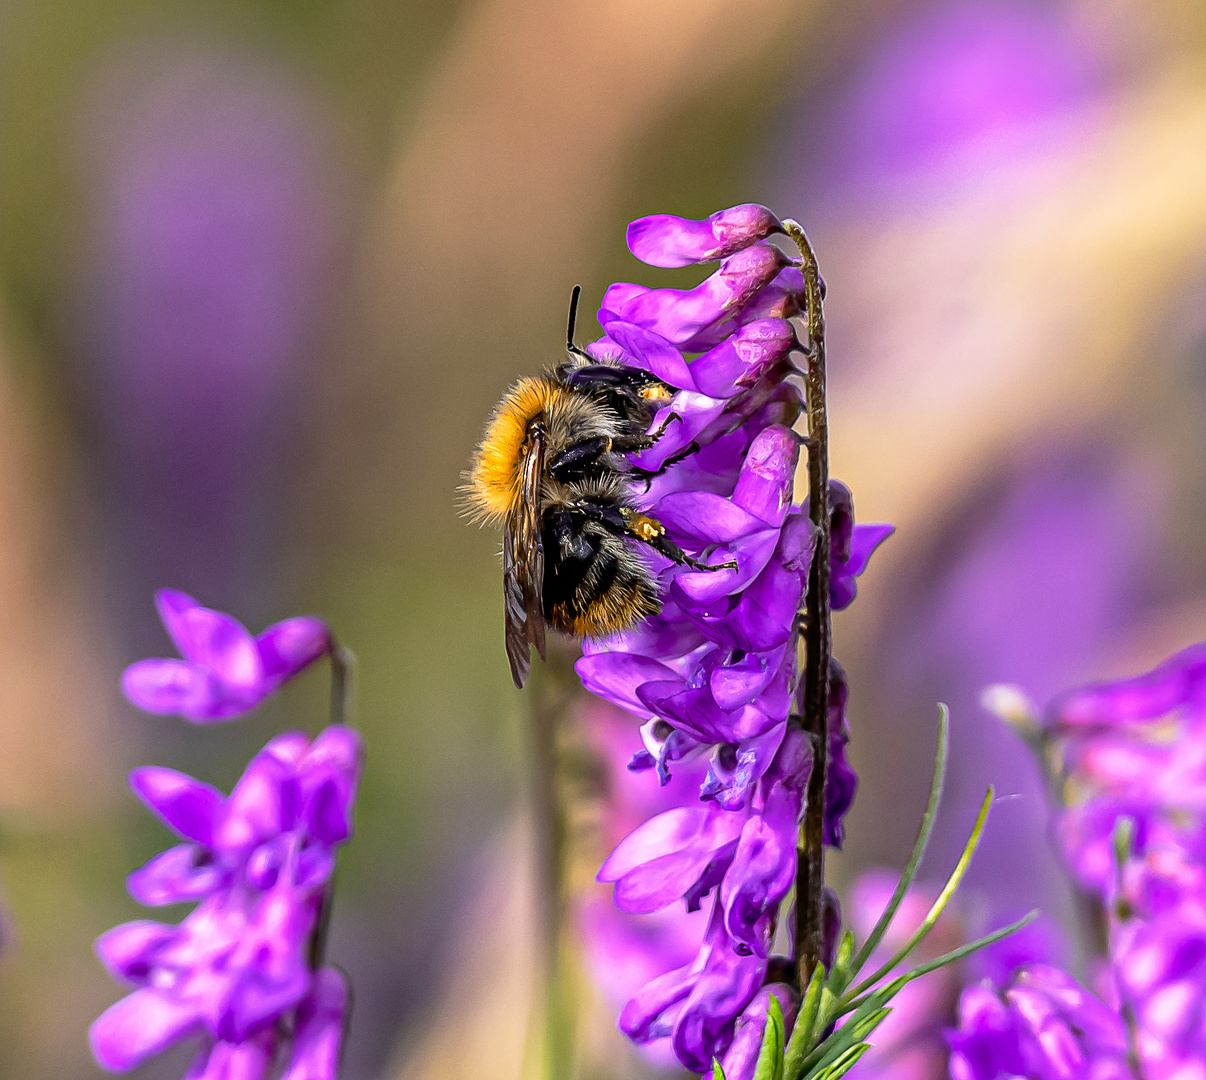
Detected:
left=503, top=425, right=547, bottom=688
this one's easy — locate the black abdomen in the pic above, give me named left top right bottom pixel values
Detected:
left=541, top=503, right=659, bottom=638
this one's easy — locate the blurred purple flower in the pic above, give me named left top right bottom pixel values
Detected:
left=1044, top=644, right=1206, bottom=897
left=90, top=727, right=360, bottom=1075
left=947, top=964, right=1131, bottom=1080
left=76, top=48, right=341, bottom=603
left=122, top=589, right=332, bottom=722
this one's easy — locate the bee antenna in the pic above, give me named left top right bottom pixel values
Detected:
left=567, top=284, right=582, bottom=353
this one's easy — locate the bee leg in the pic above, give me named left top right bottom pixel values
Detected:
left=548, top=436, right=614, bottom=479
left=549, top=421, right=689, bottom=481
left=627, top=440, right=703, bottom=492
left=619, top=508, right=738, bottom=572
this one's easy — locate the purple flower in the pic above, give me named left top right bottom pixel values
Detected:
left=618, top=898, right=767, bottom=1073
left=598, top=731, right=811, bottom=1070
left=719, top=984, right=800, bottom=1080
left=947, top=965, right=1131, bottom=1080
left=122, top=589, right=332, bottom=722
left=829, top=481, right=895, bottom=611
left=1107, top=850, right=1206, bottom=1079
left=1003, top=646, right=1206, bottom=1080
left=826, top=660, right=858, bottom=848
left=1042, top=645, right=1206, bottom=898
left=627, top=204, right=785, bottom=268
left=90, top=727, right=360, bottom=1074
left=571, top=205, right=893, bottom=1075
left=600, top=728, right=811, bottom=958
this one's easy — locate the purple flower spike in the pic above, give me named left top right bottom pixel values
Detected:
left=575, top=206, right=893, bottom=1076
left=627, top=204, right=785, bottom=268
left=122, top=589, right=332, bottom=722
left=92, top=727, right=361, bottom=1075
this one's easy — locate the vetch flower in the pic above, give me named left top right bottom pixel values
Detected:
left=626, top=204, right=785, bottom=268
left=90, top=726, right=361, bottom=1075
left=1038, top=643, right=1206, bottom=897
left=122, top=589, right=333, bottom=722
left=601, top=730, right=811, bottom=1068
left=947, top=964, right=1132, bottom=1080
left=572, top=204, right=892, bottom=1075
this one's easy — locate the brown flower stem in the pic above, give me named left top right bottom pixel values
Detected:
left=784, top=219, right=832, bottom=989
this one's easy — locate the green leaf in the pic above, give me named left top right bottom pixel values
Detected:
left=815, top=987, right=839, bottom=1044
left=797, top=1006, right=890, bottom=1079
left=846, top=705, right=949, bottom=984
left=845, top=782, right=994, bottom=1000
left=837, top=910, right=1039, bottom=1020
left=753, top=994, right=786, bottom=1080
left=713, top=1058, right=727, bottom=1080
left=826, top=930, right=856, bottom=995
left=811, top=1042, right=872, bottom=1080
left=784, top=963, right=825, bottom=1080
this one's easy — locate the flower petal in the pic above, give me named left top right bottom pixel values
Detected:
left=601, top=244, right=790, bottom=346
left=121, top=659, right=220, bottom=721
left=184, top=1032, right=277, bottom=1080
left=129, top=767, right=223, bottom=846
left=90, top=987, right=202, bottom=1072
left=730, top=426, right=799, bottom=527
left=604, top=321, right=696, bottom=390
left=154, top=590, right=263, bottom=691
left=280, top=967, right=348, bottom=1080
left=95, top=921, right=176, bottom=984
left=256, top=617, right=330, bottom=686
left=127, top=844, right=223, bottom=906
left=689, top=320, right=799, bottom=400
left=627, top=205, right=783, bottom=268
left=599, top=806, right=740, bottom=883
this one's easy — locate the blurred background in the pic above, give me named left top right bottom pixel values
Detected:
left=1, top=0, right=1205, bottom=1076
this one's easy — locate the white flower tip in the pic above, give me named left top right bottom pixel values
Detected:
left=980, top=683, right=1041, bottom=736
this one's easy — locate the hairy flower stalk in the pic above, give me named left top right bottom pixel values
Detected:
left=576, top=205, right=892, bottom=1073
left=92, top=594, right=359, bottom=1080
left=785, top=218, right=832, bottom=988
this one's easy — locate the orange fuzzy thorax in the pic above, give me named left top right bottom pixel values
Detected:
left=466, top=375, right=560, bottom=523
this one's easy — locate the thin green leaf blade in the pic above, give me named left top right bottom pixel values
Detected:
left=798, top=1007, right=890, bottom=1079
left=714, top=1058, right=727, bottom=1080
left=837, top=910, right=1039, bottom=1020
left=827, top=930, right=857, bottom=995
left=847, top=705, right=949, bottom=983
left=846, top=783, right=994, bottom=1000
left=811, top=1042, right=872, bottom=1080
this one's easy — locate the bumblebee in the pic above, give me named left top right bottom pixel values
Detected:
left=466, top=287, right=735, bottom=688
